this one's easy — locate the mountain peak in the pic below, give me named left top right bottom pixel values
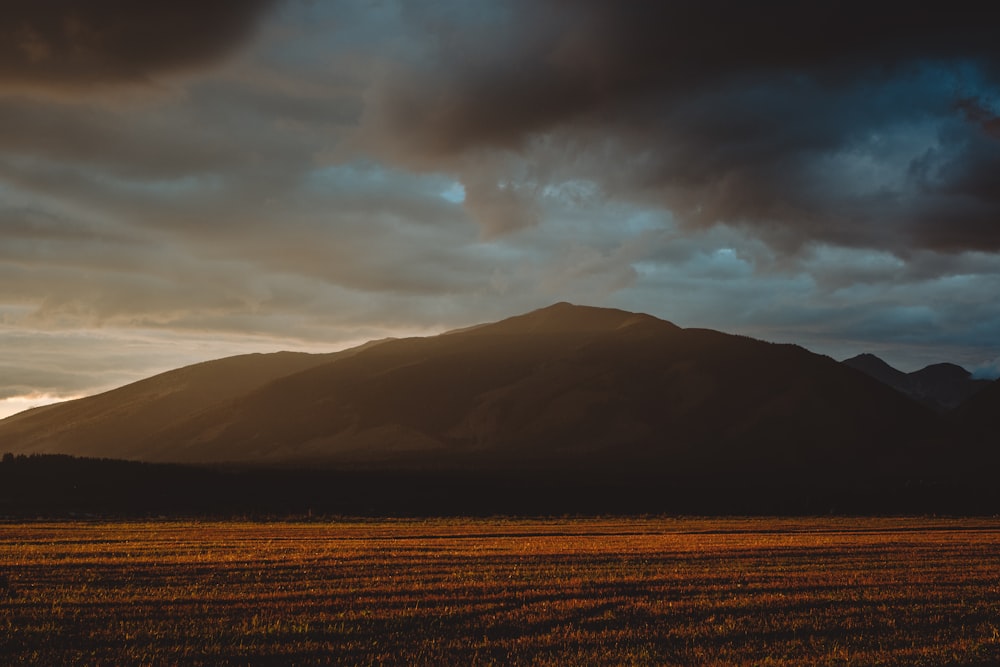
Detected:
left=843, top=353, right=897, bottom=370
left=480, top=302, right=674, bottom=336
left=842, top=353, right=907, bottom=386
left=911, top=362, right=971, bottom=381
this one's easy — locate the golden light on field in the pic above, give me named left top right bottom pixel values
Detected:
left=3, top=517, right=999, bottom=665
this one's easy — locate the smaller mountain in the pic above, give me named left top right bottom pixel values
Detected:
left=841, top=354, right=909, bottom=392
left=842, top=354, right=990, bottom=412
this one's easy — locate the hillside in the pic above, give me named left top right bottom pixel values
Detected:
left=0, top=349, right=359, bottom=460
left=0, top=303, right=948, bottom=486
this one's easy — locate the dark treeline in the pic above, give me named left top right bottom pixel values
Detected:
left=1, top=453, right=997, bottom=518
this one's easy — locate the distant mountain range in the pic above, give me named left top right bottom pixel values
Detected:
left=0, top=303, right=997, bottom=514
left=841, top=353, right=991, bottom=411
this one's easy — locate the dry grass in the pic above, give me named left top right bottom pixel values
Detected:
left=2, top=517, right=1000, bottom=665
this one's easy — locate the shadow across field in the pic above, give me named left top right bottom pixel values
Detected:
left=2, top=454, right=999, bottom=517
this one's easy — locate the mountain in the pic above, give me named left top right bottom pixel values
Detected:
left=0, top=303, right=946, bottom=486
left=842, top=354, right=990, bottom=411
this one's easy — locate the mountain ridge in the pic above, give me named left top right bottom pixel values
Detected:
left=0, top=303, right=952, bottom=483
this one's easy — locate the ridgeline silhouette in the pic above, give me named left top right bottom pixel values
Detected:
left=1, top=303, right=996, bottom=515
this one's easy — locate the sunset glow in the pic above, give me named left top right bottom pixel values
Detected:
left=0, top=393, right=81, bottom=420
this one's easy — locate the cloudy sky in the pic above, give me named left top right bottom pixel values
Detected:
left=2, top=1, right=1000, bottom=418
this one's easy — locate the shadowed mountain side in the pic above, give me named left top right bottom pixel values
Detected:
left=121, top=304, right=946, bottom=484
left=842, top=354, right=990, bottom=412
left=957, top=378, right=1000, bottom=438
left=0, top=348, right=382, bottom=459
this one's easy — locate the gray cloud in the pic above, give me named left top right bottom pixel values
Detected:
left=0, top=0, right=278, bottom=93
left=368, top=2, right=1000, bottom=154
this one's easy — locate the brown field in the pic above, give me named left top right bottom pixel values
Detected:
left=2, top=517, right=1000, bottom=666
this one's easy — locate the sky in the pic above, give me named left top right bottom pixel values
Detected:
left=2, top=1, right=1000, bottom=418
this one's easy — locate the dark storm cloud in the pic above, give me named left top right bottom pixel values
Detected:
left=0, top=0, right=278, bottom=91
left=365, top=1, right=1000, bottom=249
left=375, top=2, right=1000, bottom=154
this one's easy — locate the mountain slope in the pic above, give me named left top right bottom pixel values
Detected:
left=0, top=303, right=948, bottom=482
left=0, top=349, right=366, bottom=459
left=843, top=354, right=989, bottom=411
